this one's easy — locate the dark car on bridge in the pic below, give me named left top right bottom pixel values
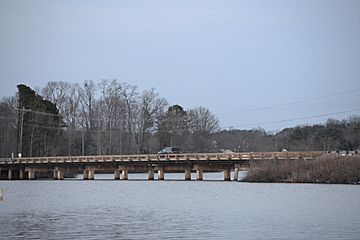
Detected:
left=157, top=147, right=182, bottom=154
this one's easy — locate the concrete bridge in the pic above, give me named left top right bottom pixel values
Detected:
left=0, top=151, right=325, bottom=181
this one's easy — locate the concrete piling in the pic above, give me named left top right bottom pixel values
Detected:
left=114, top=170, right=121, bottom=180
left=196, top=168, right=203, bottom=181
left=233, top=167, right=239, bottom=181
left=185, top=168, right=191, bottom=180
left=7, top=169, right=12, bottom=180
left=158, top=168, right=164, bottom=180
left=148, top=168, right=154, bottom=180
left=121, top=169, right=128, bottom=180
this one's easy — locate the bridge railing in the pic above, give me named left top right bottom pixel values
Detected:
left=0, top=151, right=327, bottom=165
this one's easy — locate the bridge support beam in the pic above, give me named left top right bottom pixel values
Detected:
left=8, top=169, right=12, bottom=180
left=185, top=168, right=191, bottom=180
left=148, top=168, right=154, bottom=180
left=196, top=168, right=203, bottom=181
left=224, top=168, right=231, bottom=181
left=114, top=170, right=121, bottom=180
left=233, top=167, right=239, bottom=181
left=158, top=168, right=164, bottom=180
left=121, top=169, right=128, bottom=180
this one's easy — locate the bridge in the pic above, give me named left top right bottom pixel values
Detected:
left=0, top=151, right=326, bottom=181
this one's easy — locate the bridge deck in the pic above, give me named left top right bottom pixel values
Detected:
left=0, top=151, right=325, bottom=165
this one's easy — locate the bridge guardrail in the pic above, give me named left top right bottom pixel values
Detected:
left=0, top=151, right=327, bottom=165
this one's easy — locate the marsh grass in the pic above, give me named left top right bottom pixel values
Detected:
left=243, top=154, right=360, bottom=184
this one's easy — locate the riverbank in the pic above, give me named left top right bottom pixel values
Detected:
left=242, top=154, right=360, bottom=184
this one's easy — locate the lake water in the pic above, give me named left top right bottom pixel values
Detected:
left=1, top=173, right=360, bottom=240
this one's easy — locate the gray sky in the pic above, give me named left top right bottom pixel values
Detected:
left=1, top=0, right=359, bottom=131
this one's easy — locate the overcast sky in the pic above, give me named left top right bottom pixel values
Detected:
left=0, top=0, right=359, bottom=131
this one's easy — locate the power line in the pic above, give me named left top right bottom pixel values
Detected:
left=224, top=108, right=360, bottom=129
left=5, top=107, right=360, bottom=133
left=217, top=88, right=360, bottom=116
left=9, top=87, right=360, bottom=125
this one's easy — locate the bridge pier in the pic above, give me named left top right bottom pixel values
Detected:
left=88, top=170, right=95, bottom=180
left=196, top=168, right=203, bottom=181
left=121, top=169, right=128, bottom=180
left=148, top=168, right=154, bottom=180
left=19, top=169, right=24, bottom=180
left=233, top=167, right=239, bottom=181
left=28, top=170, right=35, bottom=180
left=158, top=168, right=164, bottom=180
left=224, top=168, right=231, bottom=181
left=57, top=170, right=64, bottom=180
left=114, top=170, right=121, bottom=180
left=7, top=169, right=12, bottom=180
left=185, top=168, right=191, bottom=180
left=83, top=170, right=89, bottom=180
left=53, top=167, right=64, bottom=180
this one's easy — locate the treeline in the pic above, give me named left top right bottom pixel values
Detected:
left=214, top=117, right=360, bottom=152
left=0, top=80, right=359, bottom=158
left=0, top=80, right=219, bottom=157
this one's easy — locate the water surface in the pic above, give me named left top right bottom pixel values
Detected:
left=1, top=173, right=359, bottom=240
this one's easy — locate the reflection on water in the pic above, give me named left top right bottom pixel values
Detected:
left=1, top=173, right=360, bottom=240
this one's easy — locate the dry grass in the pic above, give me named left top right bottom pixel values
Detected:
left=243, top=154, right=360, bottom=184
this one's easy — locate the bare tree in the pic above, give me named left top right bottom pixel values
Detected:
left=188, top=106, right=219, bottom=152
left=119, top=83, right=138, bottom=153
left=136, top=89, right=167, bottom=153
left=0, top=96, right=17, bottom=157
